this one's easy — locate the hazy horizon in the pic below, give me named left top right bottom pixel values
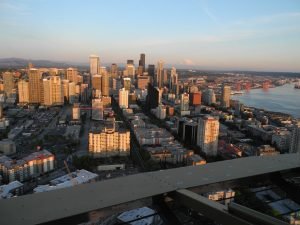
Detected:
left=1, top=0, right=300, bottom=72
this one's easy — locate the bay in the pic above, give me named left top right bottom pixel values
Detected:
left=232, top=83, right=300, bottom=119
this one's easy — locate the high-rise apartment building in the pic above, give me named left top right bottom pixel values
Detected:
left=89, top=55, right=100, bottom=75
left=18, top=80, right=29, bottom=104
left=28, top=69, right=42, bottom=104
left=3, top=72, right=15, bottom=97
left=197, top=116, right=220, bottom=156
left=49, top=76, right=63, bottom=105
left=88, top=118, right=130, bottom=157
left=42, top=76, right=63, bottom=106
left=290, top=122, right=300, bottom=153
left=43, top=78, right=51, bottom=106
left=119, top=88, right=129, bottom=109
left=221, top=85, right=231, bottom=108
left=66, top=68, right=78, bottom=84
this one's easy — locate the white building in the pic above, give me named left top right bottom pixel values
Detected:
left=0, top=181, right=23, bottom=199
left=156, top=104, right=166, bottom=120
left=119, top=88, right=129, bottom=109
left=33, top=169, right=98, bottom=193
left=117, top=207, right=163, bottom=225
left=89, top=119, right=130, bottom=157
left=197, top=116, right=219, bottom=156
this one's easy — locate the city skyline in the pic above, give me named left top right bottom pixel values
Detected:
left=0, top=0, right=300, bottom=72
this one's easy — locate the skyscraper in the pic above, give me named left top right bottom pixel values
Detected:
left=43, top=78, right=51, bottom=106
left=101, top=73, right=110, bottom=96
left=139, top=53, right=145, bottom=72
left=197, top=116, right=220, bottom=156
left=28, top=68, right=42, bottom=104
left=180, top=93, right=190, bottom=116
left=169, top=67, right=178, bottom=93
left=111, top=63, right=118, bottom=78
left=125, top=63, right=135, bottom=80
left=148, top=64, right=155, bottom=84
left=290, top=122, right=300, bottom=153
left=180, top=93, right=189, bottom=111
left=146, top=83, right=162, bottom=110
left=89, top=55, right=100, bottom=75
left=156, top=60, right=164, bottom=88
left=3, top=72, right=15, bottom=97
left=18, top=80, right=29, bottom=104
left=221, top=85, right=231, bottom=108
left=203, top=89, right=216, bottom=105
left=123, top=77, right=131, bottom=91
left=92, top=74, right=102, bottom=91
left=119, top=88, right=129, bottom=109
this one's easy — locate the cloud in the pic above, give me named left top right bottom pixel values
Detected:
left=182, top=59, right=195, bottom=65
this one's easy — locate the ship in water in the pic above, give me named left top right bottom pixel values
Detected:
left=295, top=80, right=300, bottom=89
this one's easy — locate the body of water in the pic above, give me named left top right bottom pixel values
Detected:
left=232, top=83, right=300, bottom=119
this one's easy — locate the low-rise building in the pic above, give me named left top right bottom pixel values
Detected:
left=0, top=180, right=23, bottom=199
left=257, top=145, right=280, bottom=156
left=34, top=169, right=98, bottom=193
left=0, top=150, right=54, bottom=183
left=0, top=139, right=16, bottom=155
left=117, top=207, right=163, bottom=225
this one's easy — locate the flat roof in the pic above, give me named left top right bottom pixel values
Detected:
left=0, top=154, right=300, bottom=225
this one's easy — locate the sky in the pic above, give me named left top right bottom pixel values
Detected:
left=0, top=0, right=300, bottom=72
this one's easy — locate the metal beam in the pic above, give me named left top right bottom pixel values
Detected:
left=174, top=189, right=253, bottom=225
left=228, top=202, right=289, bottom=225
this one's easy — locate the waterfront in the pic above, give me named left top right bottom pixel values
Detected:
left=232, top=83, right=300, bottom=119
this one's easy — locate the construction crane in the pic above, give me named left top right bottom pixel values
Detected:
left=64, top=160, right=78, bottom=186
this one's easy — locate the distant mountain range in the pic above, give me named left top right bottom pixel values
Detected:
left=0, top=58, right=88, bottom=69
